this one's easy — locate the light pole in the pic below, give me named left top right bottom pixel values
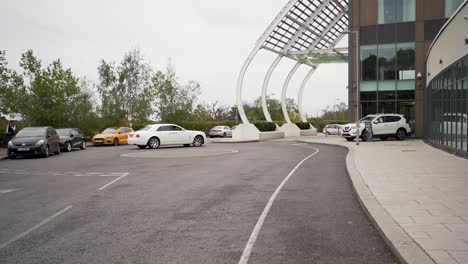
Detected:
left=343, top=30, right=360, bottom=145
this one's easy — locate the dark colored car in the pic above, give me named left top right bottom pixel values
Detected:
left=7, top=127, right=61, bottom=159
left=57, top=128, right=86, bottom=152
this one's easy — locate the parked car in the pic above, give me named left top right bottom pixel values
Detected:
left=322, top=124, right=342, bottom=135
left=208, top=126, right=232, bottom=138
left=232, top=125, right=238, bottom=130
left=341, top=114, right=412, bottom=142
left=7, top=127, right=61, bottom=159
left=92, top=127, right=133, bottom=146
left=128, top=124, right=206, bottom=149
left=57, top=128, right=86, bottom=152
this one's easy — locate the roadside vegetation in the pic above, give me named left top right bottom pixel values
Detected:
left=0, top=49, right=347, bottom=143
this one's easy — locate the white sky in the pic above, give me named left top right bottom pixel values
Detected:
left=1, top=0, right=348, bottom=117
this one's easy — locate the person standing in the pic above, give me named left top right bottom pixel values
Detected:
left=4, top=121, right=16, bottom=146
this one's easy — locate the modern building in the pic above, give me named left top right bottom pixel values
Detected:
left=348, top=0, right=465, bottom=137
left=425, top=1, right=468, bottom=157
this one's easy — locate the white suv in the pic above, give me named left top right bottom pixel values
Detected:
left=341, top=114, right=412, bottom=141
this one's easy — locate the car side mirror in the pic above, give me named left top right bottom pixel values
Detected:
left=46, top=134, right=51, bottom=138
left=373, top=121, right=379, bottom=124
left=118, top=131, right=122, bottom=134
left=70, top=134, right=74, bottom=138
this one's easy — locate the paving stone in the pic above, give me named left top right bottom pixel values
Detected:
left=427, top=250, right=458, bottom=264
left=448, top=251, right=468, bottom=264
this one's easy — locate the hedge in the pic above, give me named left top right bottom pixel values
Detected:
left=295, top=122, right=311, bottom=130
left=253, top=121, right=277, bottom=132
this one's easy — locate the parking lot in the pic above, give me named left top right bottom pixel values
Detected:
left=0, top=141, right=397, bottom=264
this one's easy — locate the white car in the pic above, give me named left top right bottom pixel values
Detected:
left=322, top=124, right=342, bottom=135
left=128, top=124, right=206, bottom=149
left=208, top=126, right=232, bottom=138
left=341, top=114, right=412, bottom=141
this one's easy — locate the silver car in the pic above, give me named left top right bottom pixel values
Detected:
left=323, top=124, right=342, bottom=135
left=208, top=126, right=232, bottom=138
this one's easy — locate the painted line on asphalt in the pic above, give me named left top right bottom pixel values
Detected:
left=0, top=206, right=73, bottom=250
left=0, top=189, right=21, bottom=195
left=238, top=146, right=320, bottom=264
left=97, top=173, right=129, bottom=191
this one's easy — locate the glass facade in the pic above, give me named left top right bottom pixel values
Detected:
left=427, top=56, right=468, bottom=155
left=445, top=0, right=463, bottom=17
left=360, top=43, right=415, bottom=125
left=378, top=0, right=416, bottom=24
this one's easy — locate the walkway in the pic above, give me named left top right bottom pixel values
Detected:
left=299, top=135, right=468, bottom=264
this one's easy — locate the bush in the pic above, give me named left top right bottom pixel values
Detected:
left=253, top=121, right=277, bottom=132
left=295, top=122, right=311, bottom=130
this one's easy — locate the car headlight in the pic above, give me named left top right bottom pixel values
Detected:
left=8, top=141, right=14, bottom=148
left=36, top=139, right=45, bottom=146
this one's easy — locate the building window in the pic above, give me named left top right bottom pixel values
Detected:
left=445, top=0, right=463, bottom=17
left=427, top=55, right=468, bottom=154
left=378, top=0, right=415, bottom=24
left=378, top=44, right=396, bottom=81
left=361, top=45, right=377, bottom=81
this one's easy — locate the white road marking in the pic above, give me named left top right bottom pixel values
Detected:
left=0, top=206, right=72, bottom=250
left=97, top=173, right=129, bottom=191
left=238, top=147, right=320, bottom=264
left=0, top=189, right=21, bottom=195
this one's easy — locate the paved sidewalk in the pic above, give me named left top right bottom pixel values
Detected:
left=298, top=135, right=468, bottom=264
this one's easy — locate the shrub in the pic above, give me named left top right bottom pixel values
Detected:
left=253, top=121, right=277, bottom=132
left=295, top=122, right=311, bottom=130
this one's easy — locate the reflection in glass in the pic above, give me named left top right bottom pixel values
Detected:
left=445, top=0, right=463, bottom=17
left=378, top=0, right=415, bottom=24
left=378, top=44, right=396, bottom=80
left=361, top=46, right=378, bottom=81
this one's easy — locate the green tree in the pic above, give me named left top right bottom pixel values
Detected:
left=97, top=49, right=155, bottom=126
left=152, top=61, right=201, bottom=122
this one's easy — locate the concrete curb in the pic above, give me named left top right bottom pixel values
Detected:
left=299, top=140, right=436, bottom=264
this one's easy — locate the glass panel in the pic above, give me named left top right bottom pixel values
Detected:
left=398, top=101, right=415, bottom=131
left=378, top=80, right=396, bottom=91
left=379, top=91, right=396, bottom=101
left=378, top=101, right=396, bottom=114
left=361, top=45, right=378, bottom=81
left=397, top=80, right=415, bottom=90
left=445, top=0, right=463, bottom=17
left=361, top=101, right=377, bottom=116
left=398, top=0, right=416, bottom=22
left=397, top=90, right=415, bottom=100
left=396, top=43, right=415, bottom=80
left=378, top=44, right=396, bottom=80
left=360, top=81, right=378, bottom=91
left=361, top=91, right=377, bottom=101
left=379, top=0, right=415, bottom=24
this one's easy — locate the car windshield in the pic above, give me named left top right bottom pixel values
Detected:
left=16, top=128, right=46, bottom=137
left=57, top=129, right=72, bottom=136
left=102, top=128, right=118, bottom=133
left=360, top=116, right=376, bottom=122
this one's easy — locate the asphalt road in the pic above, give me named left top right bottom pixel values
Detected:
left=0, top=141, right=397, bottom=264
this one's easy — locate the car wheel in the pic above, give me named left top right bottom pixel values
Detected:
left=80, top=141, right=86, bottom=150
left=380, top=137, right=388, bottom=141
left=113, top=138, right=119, bottom=146
left=43, top=146, right=49, bottom=158
left=183, top=144, right=190, bottom=147
left=360, top=130, right=369, bottom=142
left=65, top=141, right=72, bottom=152
left=147, top=137, right=160, bottom=149
left=223, top=132, right=226, bottom=138
left=396, top=129, right=406, bottom=141
left=193, top=135, right=204, bottom=147
left=137, top=145, right=146, bottom=149
left=346, top=137, right=354, bottom=142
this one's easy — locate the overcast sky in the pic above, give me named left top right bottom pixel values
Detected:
left=1, top=0, right=348, bottom=117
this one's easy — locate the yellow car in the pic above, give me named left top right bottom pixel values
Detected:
left=92, top=127, right=134, bottom=146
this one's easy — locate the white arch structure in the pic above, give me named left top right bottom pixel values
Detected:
left=234, top=0, right=349, bottom=140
